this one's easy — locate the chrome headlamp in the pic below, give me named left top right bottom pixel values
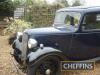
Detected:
left=28, top=38, right=38, bottom=49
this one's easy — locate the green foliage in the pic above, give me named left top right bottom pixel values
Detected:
left=0, top=0, right=14, bottom=16
left=13, top=0, right=25, bottom=9
left=56, top=0, right=69, bottom=7
left=0, top=0, right=6, bottom=2
left=72, top=0, right=82, bottom=6
left=4, top=19, right=32, bottom=35
left=24, top=0, right=69, bottom=27
left=0, top=0, right=23, bottom=17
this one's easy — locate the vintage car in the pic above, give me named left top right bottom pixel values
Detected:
left=12, top=6, right=100, bottom=75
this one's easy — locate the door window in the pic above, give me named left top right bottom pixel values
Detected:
left=82, top=12, right=100, bottom=31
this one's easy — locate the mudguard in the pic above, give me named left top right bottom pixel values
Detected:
left=27, top=47, right=66, bottom=65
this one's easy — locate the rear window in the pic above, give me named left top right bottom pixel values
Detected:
left=82, top=12, right=100, bottom=30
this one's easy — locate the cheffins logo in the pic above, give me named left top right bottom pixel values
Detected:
left=61, top=61, right=95, bottom=71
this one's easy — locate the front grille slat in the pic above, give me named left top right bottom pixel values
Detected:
left=21, top=33, right=28, bottom=61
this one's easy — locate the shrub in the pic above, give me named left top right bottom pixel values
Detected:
left=4, top=19, right=32, bottom=35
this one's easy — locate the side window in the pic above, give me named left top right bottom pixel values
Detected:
left=82, top=13, right=100, bottom=30
left=64, top=12, right=81, bottom=27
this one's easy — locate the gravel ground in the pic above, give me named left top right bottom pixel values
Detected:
left=0, top=36, right=24, bottom=75
left=0, top=36, right=100, bottom=75
left=0, top=36, right=16, bottom=75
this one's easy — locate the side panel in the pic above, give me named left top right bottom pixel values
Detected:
left=34, top=33, right=73, bottom=54
left=68, top=32, right=100, bottom=60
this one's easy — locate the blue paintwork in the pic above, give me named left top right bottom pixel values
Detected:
left=25, top=26, right=75, bottom=35
left=57, top=6, right=100, bottom=13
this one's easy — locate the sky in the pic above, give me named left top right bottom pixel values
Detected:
left=46, top=0, right=100, bottom=6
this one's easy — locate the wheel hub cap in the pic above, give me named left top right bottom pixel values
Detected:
left=45, top=69, right=51, bottom=75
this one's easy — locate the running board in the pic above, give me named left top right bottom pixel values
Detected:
left=80, top=57, right=100, bottom=62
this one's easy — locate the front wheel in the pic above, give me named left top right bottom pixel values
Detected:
left=27, top=56, right=61, bottom=75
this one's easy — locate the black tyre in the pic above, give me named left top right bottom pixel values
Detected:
left=27, top=55, right=61, bottom=75
left=13, top=48, right=22, bottom=64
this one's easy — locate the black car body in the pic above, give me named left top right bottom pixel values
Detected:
left=12, top=6, right=100, bottom=75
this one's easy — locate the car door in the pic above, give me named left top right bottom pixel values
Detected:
left=68, top=12, right=100, bottom=60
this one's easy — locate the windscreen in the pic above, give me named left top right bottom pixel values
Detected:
left=54, top=11, right=81, bottom=28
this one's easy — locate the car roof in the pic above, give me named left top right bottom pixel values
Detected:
left=57, top=6, right=100, bottom=13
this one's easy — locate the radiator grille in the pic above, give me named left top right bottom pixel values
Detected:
left=21, top=33, right=28, bottom=61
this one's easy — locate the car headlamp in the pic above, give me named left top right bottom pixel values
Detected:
left=28, top=38, right=38, bottom=49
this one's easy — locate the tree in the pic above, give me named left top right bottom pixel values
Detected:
left=25, top=0, right=69, bottom=27
left=72, top=0, right=82, bottom=6
left=0, top=0, right=14, bottom=17
left=58, top=0, right=69, bottom=7
left=0, top=0, right=6, bottom=2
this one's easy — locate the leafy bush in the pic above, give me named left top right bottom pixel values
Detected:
left=4, top=19, right=32, bottom=35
